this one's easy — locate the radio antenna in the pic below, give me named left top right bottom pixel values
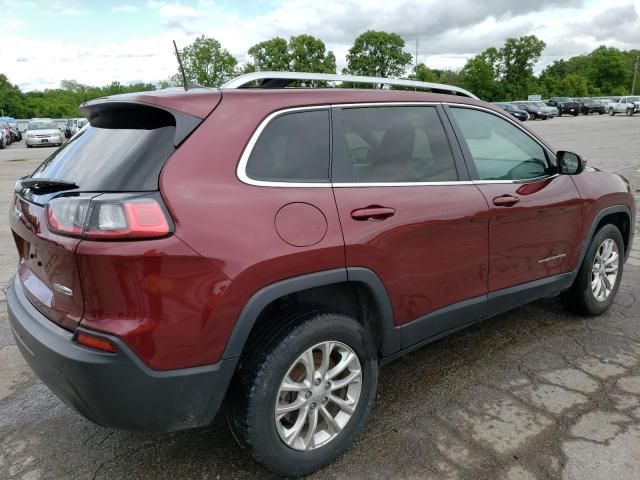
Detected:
left=173, top=40, right=189, bottom=91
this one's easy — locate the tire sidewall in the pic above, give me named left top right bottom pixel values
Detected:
left=577, top=225, right=624, bottom=315
left=246, top=315, right=378, bottom=475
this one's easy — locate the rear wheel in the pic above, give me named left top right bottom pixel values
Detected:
left=227, top=309, right=378, bottom=476
left=562, top=224, right=624, bottom=316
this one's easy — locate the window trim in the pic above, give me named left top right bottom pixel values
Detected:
left=238, top=102, right=474, bottom=188
left=443, top=103, right=558, bottom=184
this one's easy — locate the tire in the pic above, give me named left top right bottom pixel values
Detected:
left=599, top=111, right=604, bottom=115
left=26, top=144, right=32, bottom=148
left=227, top=308, right=378, bottom=476
left=572, top=112, right=579, bottom=116
left=627, top=108, right=634, bottom=116
left=557, top=111, right=562, bottom=117
left=562, top=224, right=624, bottom=316
left=609, top=108, right=615, bottom=116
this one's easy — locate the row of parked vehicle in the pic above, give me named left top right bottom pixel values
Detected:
left=0, top=121, right=22, bottom=149
left=494, top=95, right=640, bottom=121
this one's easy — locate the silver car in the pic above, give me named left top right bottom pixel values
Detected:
left=24, top=120, right=64, bottom=148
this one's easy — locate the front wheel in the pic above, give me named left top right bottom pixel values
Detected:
left=609, top=108, right=615, bottom=116
left=227, top=309, right=378, bottom=476
left=562, top=224, right=624, bottom=316
left=627, top=108, right=634, bottom=116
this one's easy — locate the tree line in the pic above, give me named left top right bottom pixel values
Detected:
left=1, top=31, right=638, bottom=118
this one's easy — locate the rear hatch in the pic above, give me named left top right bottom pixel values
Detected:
left=9, top=90, right=220, bottom=331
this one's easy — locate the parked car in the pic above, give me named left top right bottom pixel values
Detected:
left=64, top=118, right=88, bottom=139
left=24, top=120, right=64, bottom=147
left=534, top=101, right=559, bottom=117
left=546, top=97, right=580, bottom=116
left=607, top=96, right=640, bottom=116
left=513, top=102, right=550, bottom=120
left=0, top=127, right=8, bottom=149
left=7, top=72, right=635, bottom=476
left=495, top=102, right=529, bottom=121
left=0, top=123, right=13, bottom=146
left=578, top=98, right=606, bottom=115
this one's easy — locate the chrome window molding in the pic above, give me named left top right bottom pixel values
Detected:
left=237, top=102, right=559, bottom=188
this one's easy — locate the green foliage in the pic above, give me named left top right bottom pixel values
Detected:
left=559, top=73, right=589, bottom=97
left=247, top=35, right=336, bottom=75
left=177, top=35, right=238, bottom=87
left=498, top=36, right=546, bottom=99
left=461, top=50, right=499, bottom=100
left=344, top=30, right=413, bottom=79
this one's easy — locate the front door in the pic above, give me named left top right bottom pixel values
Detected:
left=446, top=106, right=584, bottom=292
left=331, top=104, right=490, bottom=342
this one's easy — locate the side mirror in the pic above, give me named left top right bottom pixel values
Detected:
left=557, top=151, right=586, bottom=175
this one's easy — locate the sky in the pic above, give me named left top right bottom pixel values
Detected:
left=1, top=0, right=639, bottom=91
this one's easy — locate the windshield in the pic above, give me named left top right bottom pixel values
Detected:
left=534, top=102, right=547, bottom=108
left=498, top=104, right=515, bottom=111
left=28, top=122, right=58, bottom=130
left=555, top=97, right=573, bottom=102
left=31, top=124, right=176, bottom=191
left=628, top=96, right=640, bottom=102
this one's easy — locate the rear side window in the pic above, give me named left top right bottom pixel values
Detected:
left=31, top=107, right=176, bottom=192
left=333, top=106, right=458, bottom=183
left=246, top=109, right=330, bottom=182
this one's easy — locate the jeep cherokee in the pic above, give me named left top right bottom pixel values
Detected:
left=7, top=72, right=635, bottom=476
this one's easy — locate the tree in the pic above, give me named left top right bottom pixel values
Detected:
left=177, top=35, right=238, bottom=87
left=247, top=35, right=336, bottom=74
left=410, top=63, right=437, bottom=82
left=344, top=30, right=413, bottom=78
left=587, top=46, right=627, bottom=94
left=0, top=74, right=26, bottom=117
left=559, top=73, right=589, bottom=97
left=498, top=35, right=546, bottom=100
left=289, top=35, right=336, bottom=73
left=248, top=37, right=290, bottom=71
left=461, top=49, right=499, bottom=100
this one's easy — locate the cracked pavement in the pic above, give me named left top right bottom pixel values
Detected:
left=1, top=114, right=639, bottom=479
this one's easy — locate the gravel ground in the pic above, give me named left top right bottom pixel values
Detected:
left=1, top=113, right=639, bottom=480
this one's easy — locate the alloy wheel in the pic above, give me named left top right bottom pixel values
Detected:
left=274, top=341, right=362, bottom=451
left=591, top=238, right=619, bottom=302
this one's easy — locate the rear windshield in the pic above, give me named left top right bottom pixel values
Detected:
left=28, top=122, right=57, bottom=130
left=31, top=117, right=176, bottom=192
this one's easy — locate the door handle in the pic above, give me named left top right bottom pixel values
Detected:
left=351, top=206, right=396, bottom=221
left=492, top=195, right=520, bottom=207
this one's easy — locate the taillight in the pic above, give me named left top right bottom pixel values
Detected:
left=46, top=193, right=172, bottom=240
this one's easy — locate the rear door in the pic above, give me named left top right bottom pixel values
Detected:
left=446, top=105, right=583, bottom=293
left=331, top=104, right=490, bottom=345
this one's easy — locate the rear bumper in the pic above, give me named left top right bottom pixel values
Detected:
left=25, top=136, right=62, bottom=146
left=6, top=275, right=237, bottom=432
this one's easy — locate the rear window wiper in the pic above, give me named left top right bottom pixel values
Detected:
left=19, top=178, right=79, bottom=194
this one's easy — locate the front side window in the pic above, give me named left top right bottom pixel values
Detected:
left=246, top=109, right=330, bottom=182
left=451, top=107, right=552, bottom=181
left=333, top=106, right=458, bottom=183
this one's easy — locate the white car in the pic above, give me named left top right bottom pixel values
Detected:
left=607, top=96, right=640, bottom=116
left=24, top=120, right=64, bottom=148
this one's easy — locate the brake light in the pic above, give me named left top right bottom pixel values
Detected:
left=46, top=193, right=172, bottom=240
left=76, top=331, right=117, bottom=353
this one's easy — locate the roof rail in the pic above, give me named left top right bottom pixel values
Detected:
left=220, top=71, right=478, bottom=99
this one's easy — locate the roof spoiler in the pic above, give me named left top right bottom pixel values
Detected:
left=79, top=101, right=201, bottom=146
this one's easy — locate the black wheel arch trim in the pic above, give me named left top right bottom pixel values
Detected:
left=222, top=267, right=399, bottom=360
left=581, top=205, right=633, bottom=263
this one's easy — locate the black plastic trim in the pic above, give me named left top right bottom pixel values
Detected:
left=222, top=269, right=348, bottom=359
left=580, top=205, right=633, bottom=262
left=7, top=275, right=236, bottom=432
left=79, top=100, right=202, bottom=147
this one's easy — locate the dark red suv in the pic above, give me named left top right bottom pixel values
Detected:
left=7, top=72, right=635, bottom=476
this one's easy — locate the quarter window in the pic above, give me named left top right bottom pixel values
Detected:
left=333, top=106, right=458, bottom=183
left=246, top=109, right=330, bottom=182
left=451, top=107, right=551, bottom=181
